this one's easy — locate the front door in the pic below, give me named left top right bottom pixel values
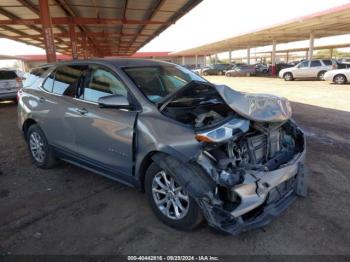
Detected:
left=72, top=64, right=137, bottom=179
left=294, top=61, right=310, bottom=78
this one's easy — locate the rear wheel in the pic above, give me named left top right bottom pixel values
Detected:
left=202, top=71, right=208, bottom=76
left=145, top=162, right=203, bottom=231
left=218, top=71, right=223, bottom=76
left=283, top=72, right=293, bottom=81
left=27, top=124, right=58, bottom=169
left=333, top=74, right=347, bottom=84
left=317, top=71, right=326, bottom=81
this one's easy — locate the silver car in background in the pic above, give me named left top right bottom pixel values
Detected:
left=279, top=59, right=336, bottom=81
left=0, top=68, right=23, bottom=101
left=17, top=59, right=308, bottom=235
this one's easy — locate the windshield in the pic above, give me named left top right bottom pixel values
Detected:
left=123, top=65, right=206, bottom=103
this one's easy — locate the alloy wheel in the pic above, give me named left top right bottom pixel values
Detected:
left=152, top=170, right=190, bottom=220
left=29, top=131, right=46, bottom=163
left=334, top=75, right=346, bottom=84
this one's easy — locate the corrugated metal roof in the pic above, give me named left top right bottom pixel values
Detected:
left=172, top=3, right=350, bottom=56
left=0, top=0, right=202, bottom=57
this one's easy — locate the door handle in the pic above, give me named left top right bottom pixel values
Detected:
left=76, top=108, right=88, bottom=115
left=39, top=97, right=45, bottom=103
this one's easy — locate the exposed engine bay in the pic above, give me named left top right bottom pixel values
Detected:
left=157, top=82, right=308, bottom=234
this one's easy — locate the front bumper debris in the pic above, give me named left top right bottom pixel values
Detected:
left=199, top=149, right=309, bottom=235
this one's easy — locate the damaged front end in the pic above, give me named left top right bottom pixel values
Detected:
left=159, top=82, right=308, bottom=235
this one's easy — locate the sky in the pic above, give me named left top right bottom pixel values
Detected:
left=0, top=0, right=349, bottom=59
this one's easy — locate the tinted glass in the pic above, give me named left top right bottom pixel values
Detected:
left=81, top=66, right=128, bottom=103
left=310, top=61, right=322, bottom=67
left=23, top=66, right=50, bottom=88
left=52, top=65, right=86, bottom=97
left=123, top=65, right=205, bottom=103
left=322, top=60, right=332, bottom=65
left=0, top=70, right=17, bottom=80
left=42, top=70, right=55, bottom=92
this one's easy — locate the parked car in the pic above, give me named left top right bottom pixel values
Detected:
left=202, top=63, right=232, bottom=76
left=324, top=68, right=350, bottom=84
left=254, top=63, right=269, bottom=73
left=225, top=65, right=256, bottom=77
left=279, top=59, right=337, bottom=81
left=0, top=68, right=23, bottom=101
left=18, top=59, right=308, bottom=235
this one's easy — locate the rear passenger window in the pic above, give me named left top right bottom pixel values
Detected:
left=81, top=66, right=128, bottom=103
left=310, top=61, right=322, bottom=67
left=42, top=71, right=55, bottom=92
left=322, top=60, right=332, bottom=66
left=52, top=65, right=86, bottom=97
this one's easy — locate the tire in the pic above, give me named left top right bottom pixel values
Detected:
left=317, top=71, right=326, bottom=81
left=203, top=71, right=208, bottom=76
left=246, top=72, right=251, bottom=77
left=26, top=124, right=58, bottom=169
left=333, top=74, right=347, bottom=84
left=145, top=162, right=203, bottom=231
left=218, top=71, right=223, bottom=76
left=283, top=72, right=293, bottom=81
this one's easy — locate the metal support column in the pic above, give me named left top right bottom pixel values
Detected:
left=182, top=56, right=185, bottom=65
left=39, top=0, right=56, bottom=63
left=286, top=51, right=289, bottom=63
left=195, top=55, right=198, bottom=68
left=308, top=32, right=314, bottom=60
left=214, top=53, right=218, bottom=64
left=69, top=24, right=78, bottom=60
left=229, top=51, right=232, bottom=63
left=271, top=40, right=277, bottom=76
left=247, top=47, right=250, bottom=65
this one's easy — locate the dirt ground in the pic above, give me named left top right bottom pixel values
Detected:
left=0, top=77, right=349, bottom=255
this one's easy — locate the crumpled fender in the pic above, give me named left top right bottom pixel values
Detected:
left=215, top=84, right=292, bottom=122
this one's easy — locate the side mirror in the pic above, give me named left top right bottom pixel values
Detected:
left=98, top=94, right=132, bottom=109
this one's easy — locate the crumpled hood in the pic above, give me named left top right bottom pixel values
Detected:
left=215, top=84, right=292, bottom=122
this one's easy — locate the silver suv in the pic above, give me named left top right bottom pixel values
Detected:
left=0, top=68, right=23, bottom=101
left=279, top=59, right=336, bottom=81
left=18, top=59, right=308, bottom=235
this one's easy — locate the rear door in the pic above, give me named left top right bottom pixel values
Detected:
left=0, top=70, right=19, bottom=94
left=308, top=60, right=323, bottom=77
left=71, top=64, right=138, bottom=178
left=37, top=64, right=87, bottom=153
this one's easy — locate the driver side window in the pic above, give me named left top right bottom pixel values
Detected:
left=298, top=61, right=309, bottom=68
left=81, top=66, right=128, bottom=103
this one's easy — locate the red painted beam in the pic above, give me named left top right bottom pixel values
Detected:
left=0, top=17, right=170, bottom=25
left=39, top=0, right=56, bottom=63
left=69, top=24, right=78, bottom=60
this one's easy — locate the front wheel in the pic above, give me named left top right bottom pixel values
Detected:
left=333, top=74, right=347, bottom=84
left=26, top=124, right=58, bottom=169
left=284, top=72, right=294, bottom=81
left=145, top=162, right=203, bottom=231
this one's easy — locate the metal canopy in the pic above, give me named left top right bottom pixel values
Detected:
left=0, top=0, right=202, bottom=58
left=172, top=3, right=350, bottom=56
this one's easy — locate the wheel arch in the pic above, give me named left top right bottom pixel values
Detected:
left=22, top=118, right=37, bottom=140
left=333, top=73, right=347, bottom=83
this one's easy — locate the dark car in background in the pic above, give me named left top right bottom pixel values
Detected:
left=17, top=59, right=308, bottom=235
left=225, top=65, right=256, bottom=77
left=202, top=63, right=233, bottom=75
